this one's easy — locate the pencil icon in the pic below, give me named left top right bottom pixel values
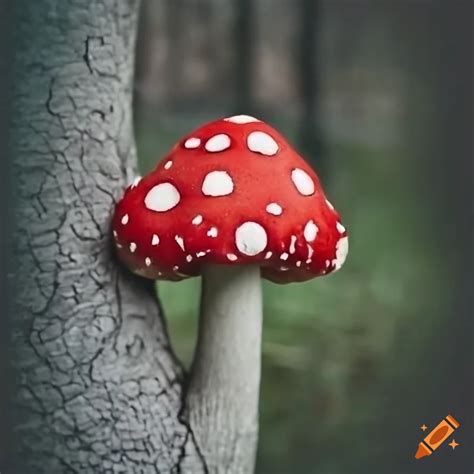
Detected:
left=415, top=414, right=460, bottom=459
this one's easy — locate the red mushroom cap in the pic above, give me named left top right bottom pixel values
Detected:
left=112, top=115, right=348, bottom=283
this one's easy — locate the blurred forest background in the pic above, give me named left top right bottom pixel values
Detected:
left=132, top=1, right=472, bottom=473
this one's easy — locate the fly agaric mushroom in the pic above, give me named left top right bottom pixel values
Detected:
left=112, top=115, right=347, bottom=282
left=111, top=114, right=348, bottom=469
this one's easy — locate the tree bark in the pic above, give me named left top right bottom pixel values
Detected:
left=0, top=1, right=13, bottom=468
left=297, top=0, right=323, bottom=175
left=165, top=0, right=184, bottom=107
left=6, top=1, right=205, bottom=472
left=233, top=0, right=254, bottom=115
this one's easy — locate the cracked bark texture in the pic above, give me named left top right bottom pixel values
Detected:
left=7, top=1, right=205, bottom=472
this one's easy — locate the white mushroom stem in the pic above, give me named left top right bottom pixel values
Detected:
left=185, top=264, right=262, bottom=473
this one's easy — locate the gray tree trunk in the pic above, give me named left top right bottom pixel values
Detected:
left=233, top=0, right=254, bottom=115
left=6, top=1, right=207, bottom=472
left=297, top=0, right=323, bottom=175
left=0, top=1, right=12, bottom=467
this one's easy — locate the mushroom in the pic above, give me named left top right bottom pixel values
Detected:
left=111, top=114, right=349, bottom=468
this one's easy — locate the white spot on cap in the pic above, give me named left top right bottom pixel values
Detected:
left=304, top=220, right=319, bottom=242
left=196, top=251, right=206, bottom=258
left=131, top=176, right=141, bottom=188
left=224, top=115, right=260, bottom=124
left=235, top=222, right=267, bottom=256
left=291, top=168, right=315, bottom=196
left=121, top=214, right=129, bottom=225
left=265, top=251, right=272, bottom=259
left=307, top=245, right=314, bottom=260
left=173, top=265, right=179, bottom=272
left=332, top=236, right=349, bottom=271
left=280, top=266, right=290, bottom=271
left=145, top=183, right=180, bottom=212
left=164, top=160, right=173, bottom=170
left=113, top=230, right=118, bottom=238
left=175, top=235, right=185, bottom=252
left=202, top=171, right=234, bottom=196
left=326, top=199, right=334, bottom=210
left=151, top=234, right=160, bottom=246
left=145, top=257, right=151, bottom=267
left=205, top=134, right=231, bottom=152
left=247, top=131, right=279, bottom=156
left=280, top=252, right=289, bottom=261
left=296, top=261, right=302, bottom=267
left=186, top=255, right=193, bottom=263
left=325, top=259, right=330, bottom=268
left=207, top=227, right=218, bottom=238
left=192, top=215, right=203, bottom=225
left=266, top=203, right=282, bottom=216
left=129, top=242, right=137, bottom=253
left=289, top=235, right=297, bottom=254
left=184, top=137, right=201, bottom=149
left=116, top=243, right=123, bottom=249
left=227, top=253, right=238, bottom=261
left=336, top=222, right=346, bottom=234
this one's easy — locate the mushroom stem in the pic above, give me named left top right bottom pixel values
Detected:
left=185, top=263, right=262, bottom=473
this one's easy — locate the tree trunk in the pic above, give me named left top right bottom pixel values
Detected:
left=297, top=0, right=323, bottom=175
left=0, top=1, right=13, bottom=468
left=233, top=0, right=254, bottom=115
left=165, top=0, right=184, bottom=108
left=6, top=1, right=206, bottom=472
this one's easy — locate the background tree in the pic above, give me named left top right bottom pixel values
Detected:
left=233, top=0, right=254, bottom=114
left=297, top=0, right=322, bottom=174
left=0, top=0, right=12, bottom=467
left=165, top=0, right=184, bottom=107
